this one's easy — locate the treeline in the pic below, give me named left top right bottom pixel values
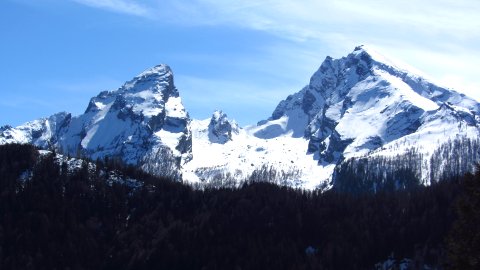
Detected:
left=430, top=137, right=480, bottom=182
left=334, top=148, right=423, bottom=194
left=334, top=137, right=480, bottom=194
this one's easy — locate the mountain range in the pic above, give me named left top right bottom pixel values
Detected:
left=2, top=45, right=479, bottom=190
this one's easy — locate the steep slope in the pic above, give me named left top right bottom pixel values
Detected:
left=1, top=65, right=192, bottom=178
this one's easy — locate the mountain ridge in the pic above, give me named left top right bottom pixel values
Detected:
left=2, top=46, right=479, bottom=189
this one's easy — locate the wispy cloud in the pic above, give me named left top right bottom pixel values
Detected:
left=67, top=0, right=480, bottom=100
left=68, top=0, right=480, bottom=54
left=71, top=0, right=151, bottom=17
left=155, top=0, right=480, bottom=41
left=67, top=0, right=480, bottom=48
left=168, top=0, right=480, bottom=99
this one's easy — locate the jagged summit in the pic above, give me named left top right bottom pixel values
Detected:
left=351, top=44, right=396, bottom=66
left=123, top=64, right=179, bottom=97
left=137, top=64, right=172, bottom=77
left=208, top=110, right=239, bottom=144
left=353, top=45, right=433, bottom=79
left=85, top=64, right=181, bottom=115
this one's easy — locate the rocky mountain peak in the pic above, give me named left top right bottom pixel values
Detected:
left=121, top=64, right=179, bottom=99
left=309, top=46, right=374, bottom=100
left=257, top=45, right=480, bottom=175
left=0, top=65, right=192, bottom=179
left=208, top=110, right=239, bottom=144
left=138, top=64, right=172, bottom=77
left=84, top=64, right=181, bottom=117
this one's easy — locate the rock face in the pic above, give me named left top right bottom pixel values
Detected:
left=208, top=110, right=239, bottom=144
left=1, top=65, right=192, bottom=178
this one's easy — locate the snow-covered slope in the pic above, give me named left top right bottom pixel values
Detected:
left=2, top=46, right=480, bottom=190
left=183, top=111, right=332, bottom=189
left=0, top=112, right=70, bottom=149
left=1, top=64, right=192, bottom=179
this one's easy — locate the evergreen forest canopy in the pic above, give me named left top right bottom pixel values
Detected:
left=0, top=143, right=479, bottom=269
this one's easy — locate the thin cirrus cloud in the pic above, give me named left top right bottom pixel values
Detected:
left=70, top=0, right=480, bottom=57
left=92, top=0, right=479, bottom=40
left=70, top=0, right=480, bottom=101
left=69, top=0, right=480, bottom=44
left=71, top=0, right=151, bottom=17
left=68, top=0, right=480, bottom=55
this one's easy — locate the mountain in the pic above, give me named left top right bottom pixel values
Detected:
left=2, top=46, right=480, bottom=189
left=262, top=45, right=480, bottom=162
left=0, top=64, right=192, bottom=179
left=184, top=46, right=480, bottom=189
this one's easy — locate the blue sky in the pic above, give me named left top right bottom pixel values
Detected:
left=1, top=0, right=479, bottom=127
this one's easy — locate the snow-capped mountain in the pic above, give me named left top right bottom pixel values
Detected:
left=264, top=46, right=479, bottom=163
left=2, top=46, right=480, bottom=189
left=1, top=64, right=192, bottom=179
left=183, top=46, right=480, bottom=189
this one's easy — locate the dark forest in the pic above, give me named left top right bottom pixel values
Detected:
left=0, top=144, right=479, bottom=269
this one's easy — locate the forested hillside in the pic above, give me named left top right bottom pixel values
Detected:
left=0, top=144, right=478, bottom=269
left=334, top=137, right=480, bottom=194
